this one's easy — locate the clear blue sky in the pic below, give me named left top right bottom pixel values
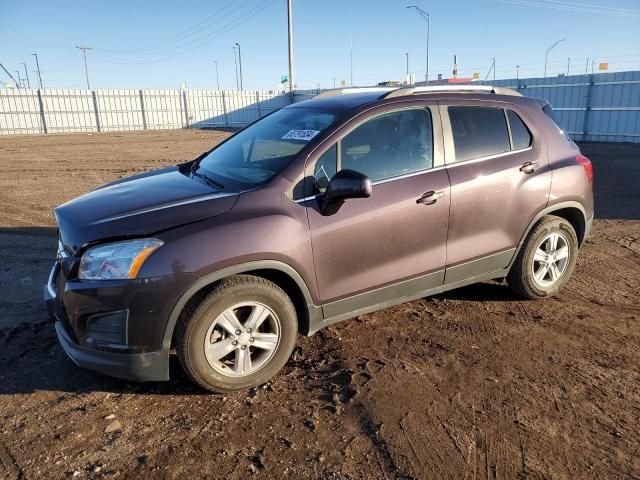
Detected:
left=2, top=0, right=639, bottom=90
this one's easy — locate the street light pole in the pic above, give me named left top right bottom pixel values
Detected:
left=76, top=45, right=92, bottom=89
left=350, top=34, right=353, bottom=86
left=235, top=42, right=243, bottom=91
left=15, top=71, right=23, bottom=88
left=406, top=52, right=409, bottom=77
left=516, top=65, right=520, bottom=81
left=407, top=6, right=430, bottom=84
left=544, top=38, right=566, bottom=78
left=214, top=61, right=220, bottom=90
left=21, top=63, right=31, bottom=88
left=287, top=0, right=295, bottom=95
left=31, top=53, right=43, bottom=89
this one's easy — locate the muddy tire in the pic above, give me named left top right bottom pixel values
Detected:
left=175, top=275, right=298, bottom=393
left=507, top=215, right=579, bottom=299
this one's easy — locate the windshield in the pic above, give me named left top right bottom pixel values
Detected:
left=194, top=107, right=338, bottom=190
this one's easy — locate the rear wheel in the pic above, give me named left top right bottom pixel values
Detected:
left=507, top=215, right=579, bottom=299
left=176, top=275, right=297, bottom=393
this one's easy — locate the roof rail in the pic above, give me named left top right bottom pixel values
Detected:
left=315, top=87, right=396, bottom=98
left=383, top=85, right=522, bottom=98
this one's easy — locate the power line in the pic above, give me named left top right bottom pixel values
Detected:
left=493, top=0, right=640, bottom=16
left=94, top=0, right=276, bottom=65
left=94, top=1, right=246, bottom=54
left=96, top=0, right=258, bottom=56
left=539, top=0, right=640, bottom=14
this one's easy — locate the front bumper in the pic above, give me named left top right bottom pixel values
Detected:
left=55, top=320, right=168, bottom=381
left=44, top=261, right=194, bottom=382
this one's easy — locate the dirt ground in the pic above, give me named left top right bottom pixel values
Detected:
left=0, top=130, right=639, bottom=480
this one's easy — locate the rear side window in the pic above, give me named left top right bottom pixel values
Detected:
left=507, top=110, right=532, bottom=150
left=448, top=106, right=510, bottom=162
left=543, top=104, right=570, bottom=140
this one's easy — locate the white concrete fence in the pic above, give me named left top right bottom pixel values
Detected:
left=0, top=89, right=319, bottom=135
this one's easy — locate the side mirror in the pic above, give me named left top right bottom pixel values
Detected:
left=320, top=169, right=372, bottom=215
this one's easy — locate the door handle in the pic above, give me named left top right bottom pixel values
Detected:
left=519, top=161, right=538, bottom=174
left=416, top=191, right=444, bottom=205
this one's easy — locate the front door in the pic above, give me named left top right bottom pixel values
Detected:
left=303, top=104, right=450, bottom=317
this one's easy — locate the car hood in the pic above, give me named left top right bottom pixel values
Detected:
left=54, top=166, right=238, bottom=254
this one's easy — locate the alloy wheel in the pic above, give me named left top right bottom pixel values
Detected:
left=531, top=232, right=570, bottom=288
left=203, top=302, right=281, bottom=377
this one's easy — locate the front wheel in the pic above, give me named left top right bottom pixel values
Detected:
left=175, top=275, right=298, bottom=393
left=507, top=215, right=579, bottom=299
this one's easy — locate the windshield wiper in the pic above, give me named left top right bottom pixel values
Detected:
left=191, top=170, right=225, bottom=190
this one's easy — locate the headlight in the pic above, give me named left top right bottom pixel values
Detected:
left=78, top=239, right=163, bottom=280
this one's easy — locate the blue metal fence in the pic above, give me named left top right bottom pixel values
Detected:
left=492, top=70, right=640, bottom=143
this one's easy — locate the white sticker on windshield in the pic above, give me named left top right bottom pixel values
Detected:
left=282, top=129, right=320, bottom=141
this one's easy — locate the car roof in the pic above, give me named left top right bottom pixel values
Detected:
left=286, top=91, right=387, bottom=111
left=286, top=86, right=540, bottom=113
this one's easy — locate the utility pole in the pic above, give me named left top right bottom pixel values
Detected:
left=76, top=45, right=92, bottom=89
left=214, top=60, right=220, bottom=90
left=0, top=62, right=21, bottom=88
left=233, top=45, right=239, bottom=90
left=516, top=65, right=520, bottom=81
left=235, top=42, right=243, bottom=90
left=21, top=62, right=31, bottom=88
left=32, top=53, right=43, bottom=89
left=406, top=53, right=409, bottom=76
left=484, top=58, right=496, bottom=84
left=287, top=0, right=295, bottom=95
left=407, top=6, right=430, bottom=84
left=544, top=38, right=566, bottom=78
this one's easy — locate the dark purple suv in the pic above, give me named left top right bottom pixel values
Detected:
left=45, top=86, right=594, bottom=392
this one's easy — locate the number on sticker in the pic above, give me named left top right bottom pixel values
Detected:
left=282, top=129, right=320, bottom=141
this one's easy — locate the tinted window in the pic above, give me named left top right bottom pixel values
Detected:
left=196, top=108, right=338, bottom=190
left=313, top=144, right=337, bottom=193
left=507, top=110, right=532, bottom=150
left=341, top=108, right=433, bottom=182
left=448, top=106, right=510, bottom=162
left=543, top=104, right=570, bottom=140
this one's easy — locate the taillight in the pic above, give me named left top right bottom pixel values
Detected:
left=576, top=154, right=593, bottom=184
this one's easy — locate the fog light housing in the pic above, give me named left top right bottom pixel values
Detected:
left=86, top=309, right=128, bottom=346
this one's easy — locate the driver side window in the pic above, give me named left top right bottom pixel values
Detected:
left=312, top=108, right=433, bottom=194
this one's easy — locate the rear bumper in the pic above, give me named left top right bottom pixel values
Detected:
left=54, top=320, right=169, bottom=382
left=584, top=214, right=594, bottom=244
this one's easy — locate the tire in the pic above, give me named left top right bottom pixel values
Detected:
left=175, top=275, right=298, bottom=393
left=507, top=215, right=579, bottom=299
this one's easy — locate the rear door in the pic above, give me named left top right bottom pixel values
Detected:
left=301, top=101, right=450, bottom=315
left=442, top=100, right=552, bottom=283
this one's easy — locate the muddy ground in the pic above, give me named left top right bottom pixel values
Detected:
left=0, top=131, right=638, bottom=479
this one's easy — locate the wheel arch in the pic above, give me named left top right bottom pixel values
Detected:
left=509, top=201, right=588, bottom=269
left=163, top=261, right=321, bottom=354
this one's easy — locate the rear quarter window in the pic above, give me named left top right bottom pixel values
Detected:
left=507, top=110, right=532, bottom=150
left=543, top=104, right=570, bottom=141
